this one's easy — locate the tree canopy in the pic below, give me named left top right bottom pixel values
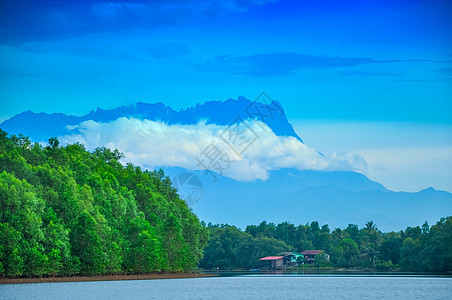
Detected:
left=0, top=131, right=208, bottom=277
left=200, top=218, right=452, bottom=272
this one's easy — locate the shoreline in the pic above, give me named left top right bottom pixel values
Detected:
left=0, top=272, right=215, bottom=285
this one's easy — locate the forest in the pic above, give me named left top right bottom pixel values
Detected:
left=0, top=130, right=208, bottom=277
left=1, top=130, right=450, bottom=277
left=200, top=217, right=452, bottom=272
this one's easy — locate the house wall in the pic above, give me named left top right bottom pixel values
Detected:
left=271, top=259, right=283, bottom=269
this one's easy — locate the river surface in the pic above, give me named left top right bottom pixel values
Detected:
left=1, top=274, right=451, bottom=299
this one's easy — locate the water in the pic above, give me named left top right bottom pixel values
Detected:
left=1, top=275, right=451, bottom=300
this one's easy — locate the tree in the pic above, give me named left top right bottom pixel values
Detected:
left=314, top=252, right=331, bottom=268
left=0, top=223, right=24, bottom=277
left=344, top=224, right=360, bottom=244
left=400, top=237, right=420, bottom=271
left=365, top=221, right=377, bottom=231
left=418, top=217, right=452, bottom=272
left=162, top=214, right=192, bottom=271
left=361, top=221, right=380, bottom=268
left=23, top=245, right=48, bottom=277
left=70, top=211, right=104, bottom=275
left=340, top=239, right=359, bottom=268
left=421, top=221, right=430, bottom=235
left=379, top=232, right=402, bottom=265
left=126, top=212, right=166, bottom=272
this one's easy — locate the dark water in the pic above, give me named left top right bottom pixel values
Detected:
left=1, top=275, right=451, bottom=299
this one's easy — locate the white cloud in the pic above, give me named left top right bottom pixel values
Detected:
left=60, top=118, right=368, bottom=181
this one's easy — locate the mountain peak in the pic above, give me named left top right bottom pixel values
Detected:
left=176, top=96, right=302, bottom=142
left=419, top=187, right=437, bottom=193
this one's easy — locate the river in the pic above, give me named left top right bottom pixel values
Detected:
left=1, top=274, right=451, bottom=299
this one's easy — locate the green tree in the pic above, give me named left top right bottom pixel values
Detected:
left=418, top=217, right=452, bottom=272
left=400, top=237, right=420, bottom=271
left=360, top=221, right=380, bottom=268
left=0, top=223, right=24, bottom=277
left=340, top=238, right=359, bottom=268
left=70, top=211, right=104, bottom=275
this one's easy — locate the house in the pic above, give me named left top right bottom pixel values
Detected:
left=279, top=252, right=304, bottom=266
left=260, top=251, right=329, bottom=268
left=259, top=256, right=284, bottom=269
left=300, top=250, right=330, bottom=264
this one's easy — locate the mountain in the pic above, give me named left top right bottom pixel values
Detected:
left=165, top=166, right=452, bottom=232
left=2, top=98, right=451, bottom=231
left=0, top=96, right=301, bottom=143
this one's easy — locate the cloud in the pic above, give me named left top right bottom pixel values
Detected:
left=60, top=117, right=368, bottom=181
left=196, top=53, right=426, bottom=77
left=0, top=0, right=275, bottom=45
left=19, top=38, right=191, bottom=62
left=340, top=71, right=404, bottom=77
left=435, top=67, right=452, bottom=77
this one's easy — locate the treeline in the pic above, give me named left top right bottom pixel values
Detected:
left=0, top=131, right=208, bottom=277
left=200, top=218, right=452, bottom=272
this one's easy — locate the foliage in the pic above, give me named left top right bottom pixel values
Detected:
left=201, top=218, right=452, bottom=272
left=199, top=224, right=289, bottom=269
left=0, top=131, right=207, bottom=277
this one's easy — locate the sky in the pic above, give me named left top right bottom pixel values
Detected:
left=0, top=0, right=451, bottom=192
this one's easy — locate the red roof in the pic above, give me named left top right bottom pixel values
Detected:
left=300, top=250, right=322, bottom=255
left=259, top=256, right=284, bottom=261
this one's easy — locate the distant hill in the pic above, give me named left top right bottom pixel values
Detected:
left=164, top=166, right=452, bottom=232
left=0, top=97, right=301, bottom=142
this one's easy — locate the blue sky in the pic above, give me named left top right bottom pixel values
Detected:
left=1, top=0, right=451, bottom=191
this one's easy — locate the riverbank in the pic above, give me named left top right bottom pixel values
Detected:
left=202, top=269, right=452, bottom=277
left=0, top=272, right=214, bottom=285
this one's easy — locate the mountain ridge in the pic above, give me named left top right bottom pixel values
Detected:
left=0, top=96, right=302, bottom=142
